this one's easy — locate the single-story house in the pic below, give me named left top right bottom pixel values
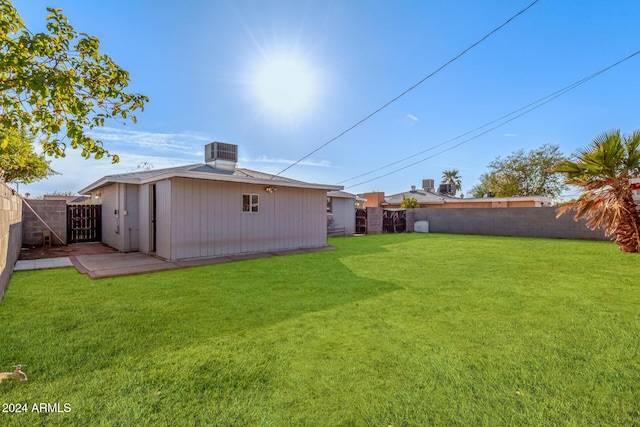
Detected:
left=79, top=143, right=343, bottom=261
left=362, top=180, right=552, bottom=209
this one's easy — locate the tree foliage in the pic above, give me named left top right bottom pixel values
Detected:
left=469, top=144, right=566, bottom=198
left=0, top=130, right=56, bottom=183
left=0, top=1, right=149, bottom=162
left=441, top=169, right=461, bottom=196
left=400, top=196, right=419, bottom=208
left=553, top=129, right=640, bottom=253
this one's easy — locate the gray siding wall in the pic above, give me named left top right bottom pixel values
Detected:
left=100, top=183, right=141, bottom=252
left=0, top=183, right=22, bottom=303
left=414, top=207, right=608, bottom=240
left=168, top=178, right=327, bottom=261
left=101, top=184, right=120, bottom=250
left=122, top=184, right=139, bottom=252
left=155, top=180, right=172, bottom=260
left=138, top=183, right=150, bottom=253
left=329, top=197, right=355, bottom=236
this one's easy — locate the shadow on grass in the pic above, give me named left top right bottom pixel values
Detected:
left=0, top=246, right=401, bottom=381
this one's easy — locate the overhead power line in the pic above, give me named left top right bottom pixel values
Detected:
left=341, top=49, right=640, bottom=190
left=271, top=0, right=540, bottom=178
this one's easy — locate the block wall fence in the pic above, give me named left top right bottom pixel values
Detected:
left=403, top=207, right=608, bottom=241
left=22, top=199, right=67, bottom=246
left=0, top=183, right=22, bottom=303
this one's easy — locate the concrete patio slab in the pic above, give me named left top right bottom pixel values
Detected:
left=72, top=253, right=180, bottom=279
left=14, top=257, right=73, bottom=271
left=17, top=245, right=338, bottom=279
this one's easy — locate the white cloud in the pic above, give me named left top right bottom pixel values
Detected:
left=240, top=155, right=331, bottom=168
left=504, top=133, right=517, bottom=137
left=407, top=114, right=419, bottom=121
left=88, top=127, right=210, bottom=152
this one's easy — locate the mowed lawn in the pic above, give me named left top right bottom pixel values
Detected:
left=1, top=234, right=639, bottom=426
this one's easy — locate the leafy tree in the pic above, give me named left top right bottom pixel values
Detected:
left=441, top=169, right=461, bottom=196
left=469, top=144, right=566, bottom=198
left=0, top=1, right=149, bottom=162
left=469, top=179, right=494, bottom=198
left=400, top=196, right=419, bottom=208
left=552, top=129, right=640, bottom=253
left=0, top=130, right=56, bottom=183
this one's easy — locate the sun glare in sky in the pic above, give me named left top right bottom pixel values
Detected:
left=251, top=54, right=318, bottom=121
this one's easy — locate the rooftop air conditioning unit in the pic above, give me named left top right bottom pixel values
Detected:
left=422, top=179, right=435, bottom=192
left=438, top=183, right=455, bottom=195
left=205, top=142, right=238, bottom=163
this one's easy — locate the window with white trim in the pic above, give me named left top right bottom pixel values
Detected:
left=242, top=194, right=259, bottom=213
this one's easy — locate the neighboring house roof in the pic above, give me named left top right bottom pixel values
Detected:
left=327, top=190, right=357, bottom=199
left=383, top=190, right=552, bottom=207
left=43, top=195, right=89, bottom=204
left=79, top=163, right=342, bottom=194
left=382, top=189, right=453, bottom=206
left=454, top=195, right=553, bottom=205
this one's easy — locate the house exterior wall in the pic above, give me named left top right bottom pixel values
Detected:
left=100, top=183, right=140, bottom=252
left=155, top=180, right=172, bottom=260
left=138, top=183, right=150, bottom=253
left=100, top=184, right=120, bottom=250
left=362, top=192, right=386, bottom=208
left=328, top=196, right=355, bottom=236
left=122, top=184, right=140, bottom=252
left=167, top=178, right=328, bottom=261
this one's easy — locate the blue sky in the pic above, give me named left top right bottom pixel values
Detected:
left=13, top=0, right=640, bottom=198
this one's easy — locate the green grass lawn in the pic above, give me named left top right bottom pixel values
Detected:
left=1, top=234, right=639, bottom=426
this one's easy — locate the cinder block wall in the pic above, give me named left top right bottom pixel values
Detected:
left=414, top=207, right=608, bottom=241
left=0, top=183, right=22, bottom=303
left=22, top=200, right=67, bottom=246
left=366, top=207, right=383, bottom=234
left=405, top=209, right=416, bottom=232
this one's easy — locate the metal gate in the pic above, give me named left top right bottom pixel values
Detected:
left=67, top=204, right=101, bottom=243
left=355, top=208, right=367, bottom=234
left=383, top=209, right=406, bottom=233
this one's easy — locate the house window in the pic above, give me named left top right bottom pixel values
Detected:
left=243, top=194, right=259, bottom=213
left=327, top=197, right=333, bottom=213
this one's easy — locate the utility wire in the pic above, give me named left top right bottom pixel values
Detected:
left=339, top=49, right=640, bottom=185
left=271, top=0, right=540, bottom=179
left=342, top=49, right=640, bottom=190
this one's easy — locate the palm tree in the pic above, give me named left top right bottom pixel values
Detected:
left=441, top=169, right=462, bottom=196
left=552, top=129, right=640, bottom=252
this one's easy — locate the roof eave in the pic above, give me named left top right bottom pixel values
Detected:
left=80, top=170, right=342, bottom=193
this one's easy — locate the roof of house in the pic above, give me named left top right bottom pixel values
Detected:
left=327, top=190, right=357, bottom=199
left=382, top=189, right=453, bottom=206
left=382, top=189, right=552, bottom=206
left=43, top=195, right=89, bottom=204
left=78, top=163, right=343, bottom=194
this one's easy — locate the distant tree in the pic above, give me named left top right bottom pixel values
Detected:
left=0, top=1, right=149, bottom=162
left=46, top=190, right=78, bottom=196
left=469, top=144, right=566, bottom=198
left=400, top=196, right=419, bottom=208
left=552, top=129, right=640, bottom=253
left=469, top=179, right=492, bottom=198
left=441, top=169, right=461, bottom=196
left=0, top=130, right=57, bottom=183
left=136, top=161, right=154, bottom=171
